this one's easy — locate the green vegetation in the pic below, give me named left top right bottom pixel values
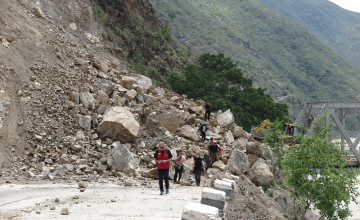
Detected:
left=149, top=0, right=360, bottom=129
left=171, top=53, right=288, bottom=131
left=157, top=25, right=172, bottom=42
left=260, top=0, right=360, bottom=67
left=265, top=115, right=359, bottom=219
left=93, top=6, right=108, bottom=23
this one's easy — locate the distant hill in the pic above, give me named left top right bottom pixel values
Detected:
left=259, top=0, right=360, bottom=66
left=149, top=0, right=360, bottom=130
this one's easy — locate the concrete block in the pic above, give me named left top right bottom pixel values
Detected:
left=201, top=188, right=226, bottom=210
left=230, top=175, right=239, bottom=181
left=214, top=180, right=233, bottom=196
left=182, top=202, right=220, bottom=220
left=222, top=178, right=236, bottom=189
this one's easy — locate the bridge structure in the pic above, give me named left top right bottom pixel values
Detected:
left=295, top=102, right=360, bottom=164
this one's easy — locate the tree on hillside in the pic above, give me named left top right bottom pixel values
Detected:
left=278, top=116, right=359, bottom=220
left=170, top=53, right=289, bottom=131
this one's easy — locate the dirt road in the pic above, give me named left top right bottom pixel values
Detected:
left=0, top=180, right=204, bottom=220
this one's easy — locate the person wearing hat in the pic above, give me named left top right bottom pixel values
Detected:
left=173, top=150, right=186, bottom=183
left=154, top=142, right=173, bottom=195
left=198, top=121, right=208, bottom=141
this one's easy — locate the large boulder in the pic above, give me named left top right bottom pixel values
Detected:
left=216, top=109, right=235, bottom=130
left=108, top=142, right=139, bottom=174
left=96, top=90, right=110, bottom=105
left=69, top=91, right=79, bottom=104
left=77, top=115, right=91, bottom=130
left=140, top=168, right=158, bottom=179
left=93, top=57, right=109, bottom=72
left=79, top=91, right=95, bottom=110
left=224, top=131, right=234, bottom=143
left=136, top=75, right=152, bottom=92
left=124, top=89, right=137, bottom=101
left=247, top=159, right=273, bottom=185
left=232, top=126, right=249, bottom=139
left=246, top=142, right=270, bottom=158
left=153, top=109, right=182, bottom=133
left=206, top=130, right=222, bottom=140
left=248, top=154, right=259, bottom=168
left=187, top=145, right=207, bottom=158
left=155, top=87, right=165, bottom=96
left=94, top=80, right=113, bottom=96
left=112, top=92, right=126, bottom=106
left=182, top=158, right=194, bottom=181
left=212, top=161, right=227, bottom=172
left=97, top=107, right=140, bottom=143
left=184, top=114, right=196, bottom=125
left=121, top=76, right=137, bottom=90
left=179, top=125, right=200, bottom=142
left=189, top=106, right=203, bottom=115
left=233, top=138, right=247, bottom=150
left=227, top=147, right=250, bottom=175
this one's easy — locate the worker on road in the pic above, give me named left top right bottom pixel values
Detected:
left=154, top=142, right=173, bottom=195
left=194, top=153, right=205, bottom=186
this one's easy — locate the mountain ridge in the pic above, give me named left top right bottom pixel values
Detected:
left=259, top=0, right=360, bottom=66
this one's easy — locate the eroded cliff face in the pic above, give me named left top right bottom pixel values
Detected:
left=91, top=0, right=186, bottom=85
left=0, top=0, right=129, bottom=164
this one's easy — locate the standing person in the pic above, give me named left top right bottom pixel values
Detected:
left=154, top=142, right=173, bottom=195
left=173, top=150, right=186, bottom=183
left=198, top=121, right=207, bottom=141
left=205, top=103, right=212, bottom=121
left=208, top=138, right=219, bottom=163
left=194, top=154, right=205, bottom=186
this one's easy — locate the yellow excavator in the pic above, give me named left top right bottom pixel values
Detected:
left=250, top=119, right=270, bottom=142
left=283, top=123, right=306, bottom=146
left=251, top=120, right=305, bottom=145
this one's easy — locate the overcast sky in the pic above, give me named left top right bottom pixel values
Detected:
left=328, top=0, right=360, bottom=13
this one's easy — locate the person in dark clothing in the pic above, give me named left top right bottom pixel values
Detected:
left=154, top=142, right=173, bottom=195
left=203, top=154, right=212, bottom=171
left=208, top=138, right=219, bottom=163
left=194, top=154, right=205, bottom=186
left=198, top=122, right=207, bottom=141
left=205, top=103, right=212, bottom=121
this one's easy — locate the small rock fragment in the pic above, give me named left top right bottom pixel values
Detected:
left=61, top=208, right=69, bottom=215
left=78, top=182, right=87, bottom=188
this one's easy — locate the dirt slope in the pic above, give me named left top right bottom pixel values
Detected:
left=0, top=0, right=123, bottom=164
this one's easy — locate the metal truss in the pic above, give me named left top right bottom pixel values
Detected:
left=295, top=102, right=360, bottom=163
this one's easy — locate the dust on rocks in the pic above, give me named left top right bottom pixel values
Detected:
left=0, top=0, right=321, bottom=219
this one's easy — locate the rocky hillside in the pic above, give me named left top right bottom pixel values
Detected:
left=260, top=0, right=360, bottom=67
left=89, top=0, right=187, bottom=87
left=0, top=0, right=320, bottom=219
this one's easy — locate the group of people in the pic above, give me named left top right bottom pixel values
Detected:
left=154, top=137, right=222, bottom=194
left=153, top=102, right=223, bottom=195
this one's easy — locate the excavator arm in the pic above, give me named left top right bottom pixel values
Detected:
left=250, top=119, right=270, bottom=141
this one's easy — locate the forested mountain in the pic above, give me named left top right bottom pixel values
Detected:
left=149, top=0, right=360, bottom=129
left=259, top=0, right=360, bottom=67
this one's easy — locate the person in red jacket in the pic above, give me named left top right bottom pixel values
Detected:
left=154, top=142, right=173, bottom=195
